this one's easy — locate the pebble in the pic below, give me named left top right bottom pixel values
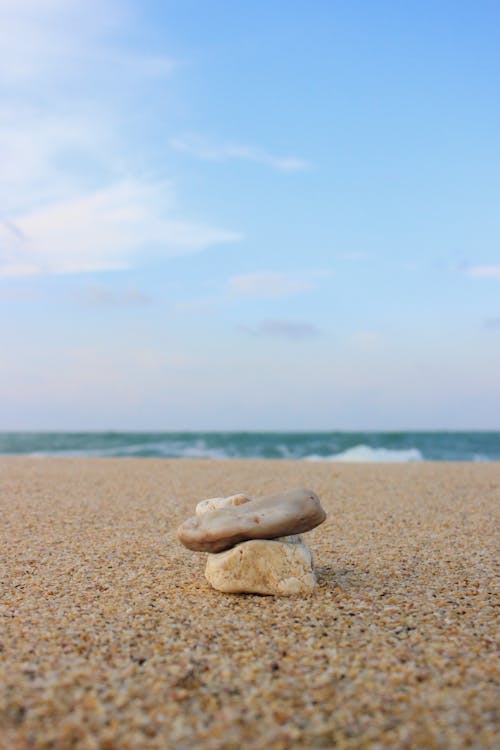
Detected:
left=177, top=487, right=326, bottom=553
left=205, top=536, right=316, bottom=595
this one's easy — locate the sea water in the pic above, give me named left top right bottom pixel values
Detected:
left=0, top=432, right=498, bottom=461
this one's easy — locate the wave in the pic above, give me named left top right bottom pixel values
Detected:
left=305, top=444, right=423, bottom=463
left=30, top=440, right=230, bottom=460
left=3, top=432, right=498, bottom=462
left=29, top=440, right=424, bottom=462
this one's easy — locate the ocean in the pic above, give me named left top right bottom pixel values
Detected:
left=0, top=432, right=498, bottom=462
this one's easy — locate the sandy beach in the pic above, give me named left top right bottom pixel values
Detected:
left=1, top=457, right=498, bottom=749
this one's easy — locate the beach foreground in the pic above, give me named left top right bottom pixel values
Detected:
left=1, top=458, right=498, bottom=750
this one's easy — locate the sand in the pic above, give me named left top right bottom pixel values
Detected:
left=0, top=458, right=498, bottom=750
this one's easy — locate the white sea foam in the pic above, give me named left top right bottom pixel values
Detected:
left=305, top=444, right=423, bottom=463
left=176, top=444, right=229, bottom=459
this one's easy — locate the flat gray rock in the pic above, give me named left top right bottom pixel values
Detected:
left=177, top=487, right=326, bottom=553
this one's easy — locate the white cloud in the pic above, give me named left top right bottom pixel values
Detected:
left=82, top=284, right=151, bottom=307
left=229, top=272, right=313, bottom=298
left=0, top=181, right=241, bottom=278
left=0, top=0, right=176, bottom=86
left=0, top=108, right=112, bottom=214
left=0, top=0, right=114, bottom=84
left=465, top=265, right=500, bottom=278
left=170, top=134, right=309, bottom=172
left=0, top=1, right=239, bottom=278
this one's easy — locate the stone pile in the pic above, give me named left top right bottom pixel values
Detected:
left=177, top=488, right=326, bottom=595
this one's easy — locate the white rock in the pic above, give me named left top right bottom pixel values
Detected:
left=204, top=536, right=316, bottom=595
left=195, top=493, right=252, bottom=517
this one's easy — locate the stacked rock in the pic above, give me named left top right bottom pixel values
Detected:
left=177, top=488, right=326, bottom=596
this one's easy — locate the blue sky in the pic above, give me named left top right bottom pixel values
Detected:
left=1, top=0, right=499, bottom=430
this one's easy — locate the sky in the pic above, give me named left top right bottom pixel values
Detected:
left=1, top=0, right=499, bottom=431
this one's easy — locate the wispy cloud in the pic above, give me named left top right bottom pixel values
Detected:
left=229, top=272, right=313, bottom=298
left=484, top=317, right=500, bottom=329
left=0, top=181, right=240, bottom=278
left=239, top=319, right=321, bottom=340
left=0, top=1, right=238, bottom=279
left=170, top=134, right=309, bottom=172
left=105, top=53, right=178, bottom=80
left=0, top=108, right=111, bottom=214
left=465, top=265, right=500, bottom=278
left=0, top=1, right=177, bottom=86
left=82, top=284, right=151, bottom=307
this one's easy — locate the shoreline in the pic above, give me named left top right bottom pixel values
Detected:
left=1, top=458, right=498, bottom=749
left=3, top=453, right=500, bottom=463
